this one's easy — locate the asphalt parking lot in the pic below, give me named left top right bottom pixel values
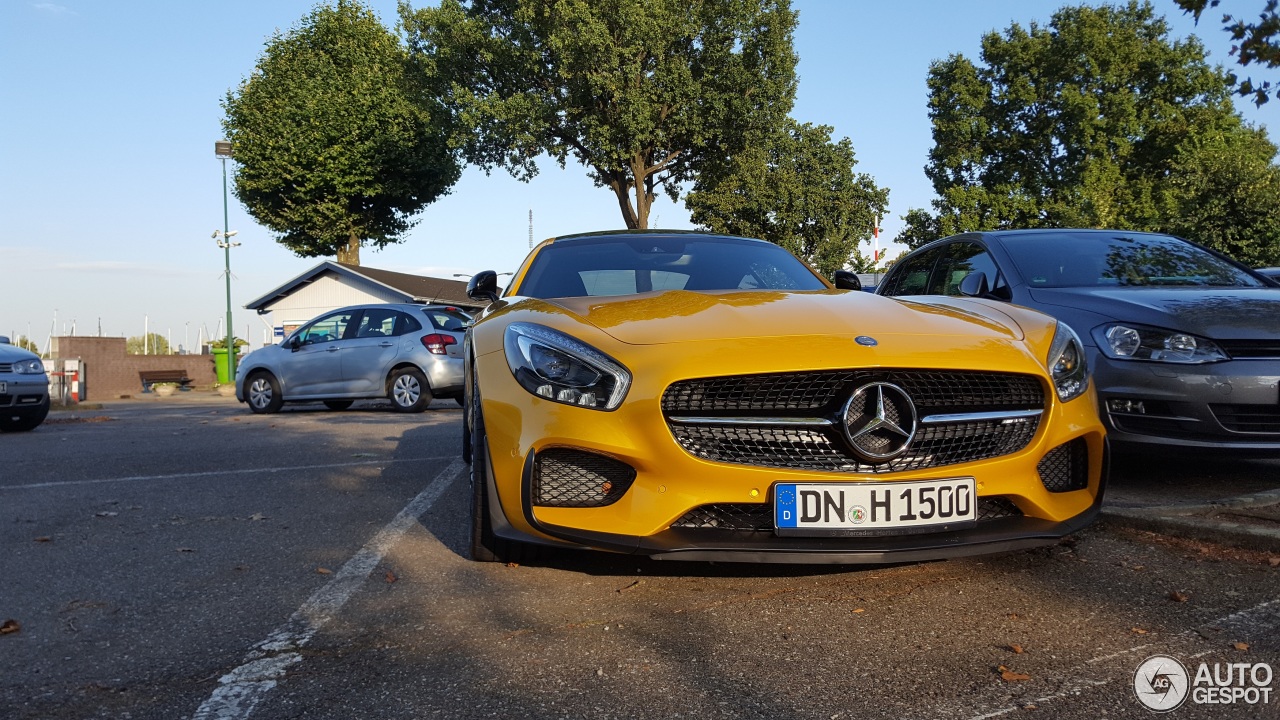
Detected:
left=2, top=394, right=1278, bottom=719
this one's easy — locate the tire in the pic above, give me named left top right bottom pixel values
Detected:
left=0, top=398, right=49, bottom=432
left=468, top=425, right=502, bottom=563
left=245, top=372, right=284, bottom=414
left=323, top=400, right=354, bottom=411
left=387, top=367, right=431, bottom=413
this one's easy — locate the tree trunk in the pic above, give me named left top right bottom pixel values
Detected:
left=337, top=231, right=361, bottom=265
left=609, top=174, right=641, bottom=229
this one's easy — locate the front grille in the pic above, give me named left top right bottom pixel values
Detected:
left=1217, top=339, right=1280, bottom=359
left=670, top=497, right=1024, bottom=532
left=1037, top=438, right=1089, bottom=493
left=532, top=449, right=636, bottom=508
left=0, top=363, right=12, bottom=372
left=663, top=370, right=1045, bottom=473
left=1211, top=404, right=1280, bottom=434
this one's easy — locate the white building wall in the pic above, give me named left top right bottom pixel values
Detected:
left=255, top=273, right=405, bottom=340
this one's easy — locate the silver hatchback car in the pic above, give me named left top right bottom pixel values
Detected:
left=235, top=303, right=469, bottom=414
left=0, top=336, right=51, bottom=432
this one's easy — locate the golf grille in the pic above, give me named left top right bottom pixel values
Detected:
left=532, top=449, right=636, bottom=508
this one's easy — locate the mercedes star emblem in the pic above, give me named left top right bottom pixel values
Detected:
left=842, top=382, right=918, bottom=461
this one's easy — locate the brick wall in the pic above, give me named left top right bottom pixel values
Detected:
left=49, top=337, right=222, bottom=399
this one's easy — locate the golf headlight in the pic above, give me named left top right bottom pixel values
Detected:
left=1093, top=323, right=1228, bottom=364
left=13, top=358, right=45, bottom=374
left=1047, top=322, right=1088, bottom=403
left=504, top=323, right=631, bottom=410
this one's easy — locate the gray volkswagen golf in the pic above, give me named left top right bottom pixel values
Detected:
left=235, top=303, right=468, bottom=414
left=0, top=336, right=50, bottom=432
left=877, top=229, right=1280, bottom=455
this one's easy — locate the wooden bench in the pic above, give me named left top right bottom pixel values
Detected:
left=139, top=369, right=193, bottom=392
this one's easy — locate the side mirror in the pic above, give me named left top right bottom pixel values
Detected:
left=288, top=335, right=301, bottom=351
left=467, top=271, right=500, bottom=303
left=958, top=271, right=991, bottom=298
left=833, top=270, right=862, bottom=292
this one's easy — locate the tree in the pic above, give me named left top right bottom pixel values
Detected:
left=12, top=336, right=40, bottom=354
left=898, top=1, right=1280, bottom=263
left=127, top=333, right=171, bottom=355
left=401, top=0, right=797, bottom=229
left=686, top=119, right=889, bottom=276
left=1175, top=0, right=1280, bottom=105
left=222, top=1, right=460, bottom=265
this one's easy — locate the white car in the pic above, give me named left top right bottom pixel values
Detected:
left=235, top=304, right=468, bottom=414
left=0, top=337, right=50, bottom=432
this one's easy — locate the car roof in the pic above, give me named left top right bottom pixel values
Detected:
left=548, top=229, right=770, bottom=245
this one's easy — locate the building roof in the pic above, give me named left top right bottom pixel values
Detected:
left=245, top=260, right=478, bottom=313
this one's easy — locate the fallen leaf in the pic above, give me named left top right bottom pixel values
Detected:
left=247, top=513, right=267, bottom=521
left=176, top=547, right=194, bottom=553
left=998, top=665, right=1031, bottom=682
left=95, top=511, right=118, bottom=518
left=1268, top=557, right=1280, bottom=568
left=505, top=562, right=520, bottom=568
left=1131, top=627, right=1149, bottom=635
left=1009, top=643, right=1025, bottom=654
left=1234, top=642, right=1250, bottom=651
left=33, top=536, right=51, bottom=543
left=617, top=580, right=642, bottom=593
left=316, top=567, right=332, bottom=575
left=0, top=619, right=19, bottom=635
left=1169, top=590, right=1190, bottom=603
left=385, top=571, right=397, bottom=584
left=853, top=608, right=866, bottom=614
left=1008, top=613, right=1020, bottom=620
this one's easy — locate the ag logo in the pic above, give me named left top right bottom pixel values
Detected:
left=848, top=505, right=867, bottom=524
left=1134, top=655, right=1189, bottom=712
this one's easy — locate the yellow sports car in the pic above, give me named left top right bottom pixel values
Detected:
left=462, top=230, right=1107, bottom=563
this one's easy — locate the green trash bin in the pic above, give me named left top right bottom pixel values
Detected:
left=212, top=347, right=239, bottom=385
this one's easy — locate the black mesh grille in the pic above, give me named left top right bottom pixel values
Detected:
left=1210, top=404, right=1280, bottom=434
left=670, top=497, right=1024, bottom=532
left=663, top=369, right=1044, bottom=473
left=663, top=370, right=1044, bottom=415
left=533, top=449, right=636, bottom=507
left=1037, top=438, right=1089, bottom=493
left=670, top=418, right=1039, bottom=473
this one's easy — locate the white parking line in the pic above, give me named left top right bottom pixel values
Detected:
left=0, top=457, right=456, bottom=491
left=966, top=598, right=1280, bottom=719
left=190, top=459, right=465, bottom=720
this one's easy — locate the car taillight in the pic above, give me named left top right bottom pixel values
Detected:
left=421, top=333, right=457, bottom=355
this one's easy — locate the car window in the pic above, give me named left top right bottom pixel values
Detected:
left=395, top=312, right=423, bottom=335
left=298, top=311, right=355, bottom=345
left=516, top=236, right=827, bottom=298
left=421, top=308, right=470, bottom=332
left=355, top=308, right=398, bottom=338
left=930, top=242, right=1005, bottom=296
left=1000, top=232, right=1267, bottom=288
left=880, top=246, right=944, bottom=296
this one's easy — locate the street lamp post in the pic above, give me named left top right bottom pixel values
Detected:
left=214, top=141, right=239, bottom=383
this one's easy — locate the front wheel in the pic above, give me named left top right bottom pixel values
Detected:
left=388, top=367, right=431, bottom=413
left=246, top=372, right=284, bottom=414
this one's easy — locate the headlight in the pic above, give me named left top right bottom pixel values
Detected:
left=1092, top=323, right=1228, bottom=364
left=13, top=358, right=45, bottom=374
left=504, top=323, right=631, bottom=410
left=1047, top=322, right=1088, bottom=403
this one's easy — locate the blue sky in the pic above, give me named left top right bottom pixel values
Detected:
left=2, top=0, right=1276, bottom=351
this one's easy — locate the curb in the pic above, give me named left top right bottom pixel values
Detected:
left=1100, top=492, right=1280, bottom=553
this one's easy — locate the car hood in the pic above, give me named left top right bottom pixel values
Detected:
left=0, top=344, right=41, bottom=363
left=1027, top=287, right=1280, bottom=340
left=542, top=289, right=1028, bottom=345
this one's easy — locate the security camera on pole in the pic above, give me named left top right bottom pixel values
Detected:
left=214, top=141, right=240, bottom=384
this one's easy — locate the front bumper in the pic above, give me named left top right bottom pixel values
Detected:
left=0, top=376, right=50, bottom=418
left=476, top=339, right=1109, bottom=563
left=1092, top=354, right=1280, bottom=453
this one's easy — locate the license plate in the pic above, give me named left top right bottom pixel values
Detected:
left=0, top=381, right=5, bottom=393
left=774, top=478, right=976, bottom=536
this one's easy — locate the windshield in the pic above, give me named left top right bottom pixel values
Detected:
left=1000, top=232, right=1266, bottom=288
left=514, top=235, right=828, bottom=299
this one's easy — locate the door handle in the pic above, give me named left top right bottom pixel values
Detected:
left=379, top=342, right=394, bottom=347
left=326, top=346, right=340, bottom=352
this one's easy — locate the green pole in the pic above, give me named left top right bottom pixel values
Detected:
left=221, top=155, right=236, bottom=381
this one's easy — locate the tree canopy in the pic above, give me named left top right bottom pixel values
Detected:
left=686, top=120, right=889, bottom=276
left=127, top=333, right=171, bottom=355
left=222, top=1, right=460, bottom=265
left=401, top=0, right=798, bottom=230
left=899, top=1, right=1280, bottom=265
left=1175, top=0, right=1280, bottom=105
